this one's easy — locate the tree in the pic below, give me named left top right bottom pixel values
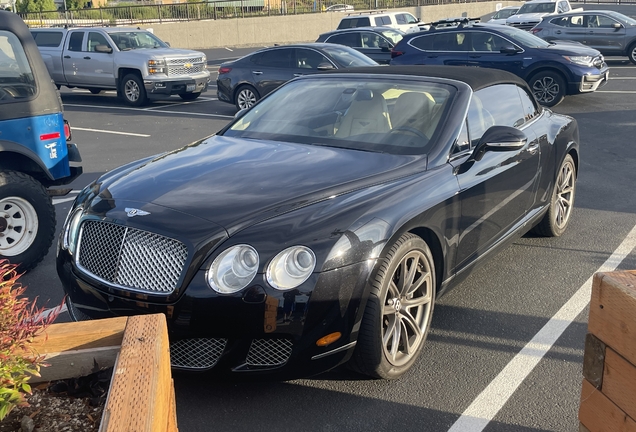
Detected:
left=15, top=0, right=56, bottom=13
left=65, top=0, right=91, bottom=10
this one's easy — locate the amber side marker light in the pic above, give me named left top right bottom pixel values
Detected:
left=316, top=332, right=342, bottom=347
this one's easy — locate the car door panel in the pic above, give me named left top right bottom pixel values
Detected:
left=585, top=14, right=626, bottom=52
left=465, top=31, right=524, bottom=76
left=451, top=85, right=540, bottom=271
left=251, top=48, right=294, bottom=97
left=84, top=32, right=116, bottom=88
left=62, top=31, right=86, bottom=86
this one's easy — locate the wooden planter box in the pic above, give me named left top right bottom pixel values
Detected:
left=29, top=313, right=178, bottom=432
left=579, top=271, right=636, bottom=432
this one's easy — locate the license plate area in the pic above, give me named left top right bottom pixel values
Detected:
left=186, top=84, right=196, bottom=92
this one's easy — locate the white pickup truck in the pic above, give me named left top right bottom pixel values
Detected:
left=30, top=27, right=210, bottom=106
left=506, top=0, right=583, bottom=30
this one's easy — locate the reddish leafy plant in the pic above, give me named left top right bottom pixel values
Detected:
left=0, top=260, right=61, bottom=420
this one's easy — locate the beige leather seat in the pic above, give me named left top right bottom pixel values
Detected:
left=390, top=92, right=435, bottom=139
left=335, top=90, right=390, bottom=137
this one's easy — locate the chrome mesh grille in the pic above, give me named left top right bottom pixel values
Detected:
left=170, top=338, right=227, bottom=370
left=246, top=339, right=293, bottom=367
left=77, top=220, right=188, bottom=294
left=167, top=57, right=205, bottom=76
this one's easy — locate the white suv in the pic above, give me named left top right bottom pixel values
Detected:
left=337, top=11, right=423, bottom=33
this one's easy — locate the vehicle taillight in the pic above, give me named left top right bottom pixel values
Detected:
left=64, top=120, right=72, bottom=141
left=218, top=67, right=232, bottom=74
left=530, top=27, right=542, bottom=34
left=390, top=49, right=404, bottom=58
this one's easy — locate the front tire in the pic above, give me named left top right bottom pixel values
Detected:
left=532, top=154, right=576, bottom=237
left=0, top=171, right=56, bottom=272
left=350, top=233, right=436, bottom=379
left=529, top=71, right=566, bottom=107
left=120, top=73, right=147, bottom=107
left=179, top=92, right=201, bottom=101
left=235, top=85, right=259, bottom=110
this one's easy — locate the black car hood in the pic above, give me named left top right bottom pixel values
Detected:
left=542, top=41, right=601, bottom=56
left=97, top=136, right=424, bottom=234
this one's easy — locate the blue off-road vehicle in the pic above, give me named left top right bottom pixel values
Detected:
left=0, top=11, right=81, bottom=271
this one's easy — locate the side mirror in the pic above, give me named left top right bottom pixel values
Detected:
left=471, top=126, right=527, bottom=162
left=235, top=108, right=248, bottom=119
left=317, top=62, right=336, bottom=71
left=379, top=43, right=390, bottom=52
left=500, top=45, right=519, bottom=55
left=95, top=44, right=113, bottom=54
left=165, top=41, right=171, bottom=47
left=613, top=22, right=622, bottom=30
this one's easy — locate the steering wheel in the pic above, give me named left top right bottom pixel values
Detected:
left=390, top=126, right=428, bottom=140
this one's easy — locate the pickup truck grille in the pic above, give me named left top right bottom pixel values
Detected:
left=507, top=22, right=538, bottom=30
left=167, top=57, right=206, bottom=76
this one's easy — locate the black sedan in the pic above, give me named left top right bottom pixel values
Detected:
left=316, top=26, right=405, bottom=64
left=216, top=43, right=378, bottom=110
left=58, top=66, right=579, bottom=380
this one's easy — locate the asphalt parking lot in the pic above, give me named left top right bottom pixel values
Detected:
left=19, top=46, right=636, bottom=432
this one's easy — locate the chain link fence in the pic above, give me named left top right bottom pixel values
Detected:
left=21, top=0, right=499, bottom=28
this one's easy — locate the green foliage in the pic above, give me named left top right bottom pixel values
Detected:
left=0, top=261, right=60, bottom=421
left=15, top=0, right=56, bottom=13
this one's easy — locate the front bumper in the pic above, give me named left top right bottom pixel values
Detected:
left=144, top=73, right=210, bottom=97
left=57, top=250, right=374, bottom=378
left=579, top=68, right=609, bottom=93
left=567, top=62, right=610, bottom=95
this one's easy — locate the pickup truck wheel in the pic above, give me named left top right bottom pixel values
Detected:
left=179, top=92, right=201, bottom=101
left=628, top=42, right=636, bottom=65
left=529, top=71, right=565, bottom=107
left=0, top=171, right=55, bottom=272
left=121, top=73, right=147, bottom=106
left=88, top=88, right=103, bottom=94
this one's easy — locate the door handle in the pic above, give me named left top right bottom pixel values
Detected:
left=469, top=55, right=481, bottom=58
left=252, top=70, right=263, bottom=75
left=83, top=56, right=91, bottom=60
left=528, top=143, right=539, bottom=155
left=63, top=55, right=71, bottom=59
left=555, top=30, right=562, bottom=34
left=427, top=55, right=438, bottom=58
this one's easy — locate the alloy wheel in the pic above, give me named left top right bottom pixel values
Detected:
left=382, top=249, right=434, bottom=367
left=125, top=79, right=140, bottom=102
left=554, top=158, right=575, bottom=229
left=237, top=89, right=256, bottom=109
left=532, top=76, right=560, bottom=105
left=0, top=197, right=38, bottom=256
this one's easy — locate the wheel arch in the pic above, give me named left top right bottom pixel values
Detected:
left=407, top=226, right=445, bottom=293
left=0, top=144, right=54, bottom=184
left=568, top=147, right=579, bottom=178
left=525, top=66, right=570, bottom=88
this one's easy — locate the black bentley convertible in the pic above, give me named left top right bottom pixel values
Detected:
left=57, top=66, right=579, bottom=379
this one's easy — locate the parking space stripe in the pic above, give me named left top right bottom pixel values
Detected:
left=447, top=223, right=636, bottom=432
left=64, top=103, right=234, bottom=118
left=73, top=127, right=150, bottom=137
left=53, top=196, right=76, bottom=205
left=597, top=90, right=636, bottom=93
left=143, top=97, right=218, bottom=110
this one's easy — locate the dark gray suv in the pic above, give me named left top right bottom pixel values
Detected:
left=532, top=10, right=636, bottom=64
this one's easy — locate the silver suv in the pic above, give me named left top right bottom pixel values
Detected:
left=532, top=10, right=636, bottom=64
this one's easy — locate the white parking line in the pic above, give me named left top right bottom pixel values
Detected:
left=73, top=127, right=150, bottom=137
left=35, top=303, right=68, bottom=321
left=447, top=223, right=636, bottom=432
left=225, top=47, right=233, bottom=51
left=597, top=90, right=636, bottom=93
left=53, top=196, right=77, bottom=205
left=143, top=97, right=218, bottom=111
left=610, top=77, right=636, bottom=79
left=64, top=103, right=234, bottom=119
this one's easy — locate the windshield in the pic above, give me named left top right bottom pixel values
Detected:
left=496, top=26, right=551, bottom=48
left=109, top=31, right=168, bottom=51
left=0, top=31, right=36, bottom=101
left=492, top=8, right=519, bottom=19
left=322, top=45, right=378, bottom=67
left=608, top=11, right=636, bottom=26
left=381, top=29, right=404, bottom=45
left=517, top=2, right=555, bottom=14
left=222, top=77, right=455, bottom=155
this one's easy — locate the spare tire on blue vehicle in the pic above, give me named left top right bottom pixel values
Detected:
left=0, top=171, right=56, bottom=272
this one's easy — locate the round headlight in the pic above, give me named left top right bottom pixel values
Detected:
left=62, top=206, right=83, bottom=254
left=207, top=245, right=259, bottom=294
left=267, top=246, right=316, bottom=290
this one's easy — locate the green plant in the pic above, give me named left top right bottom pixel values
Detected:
left=0, top=260, right=60, bottom=420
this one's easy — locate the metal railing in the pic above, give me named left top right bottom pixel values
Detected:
left=20, top=0, right=498, bottom=28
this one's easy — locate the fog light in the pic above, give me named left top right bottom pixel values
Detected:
left=155, top=82, right=166, bottom=88
left=316, top=332, right=341, bottom=347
